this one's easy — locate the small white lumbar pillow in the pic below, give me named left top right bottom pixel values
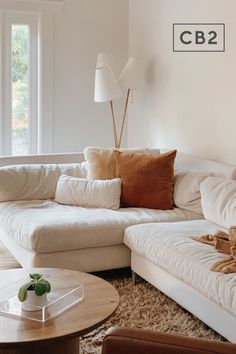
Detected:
left=55, top=175, right=121, bottom=210
left=200, top=176, right=236, bottom=228
left=174, top=169, right=211, bottom=214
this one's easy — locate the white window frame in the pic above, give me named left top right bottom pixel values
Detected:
left=5, top=12, right=39, bottom=155
left=0, top=0, right=64, bottom=156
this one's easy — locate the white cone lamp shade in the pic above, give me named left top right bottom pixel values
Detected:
left=119, top=57, right=145, bottom=90
left=96, top=53, right=115, bottom=72
left=94, top=66, right=122, bottom=102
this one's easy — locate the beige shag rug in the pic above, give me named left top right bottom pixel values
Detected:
left=80, top=274, right=225, bottom=354
left=0, top=241, right=226, bottom=354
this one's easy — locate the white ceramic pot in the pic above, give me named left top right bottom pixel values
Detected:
left=21, top=290, right=48, bottom=312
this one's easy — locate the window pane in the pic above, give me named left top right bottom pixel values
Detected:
left=11, top=25, right=29, bottom=155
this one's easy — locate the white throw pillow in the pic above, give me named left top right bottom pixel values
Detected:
left=174, top=170, right=211, bottom=214
left=200, top=176, right=236, bottom=228
left=55, top=175, right=121, bottom=210
left=0, top=162, right=87, bottom=202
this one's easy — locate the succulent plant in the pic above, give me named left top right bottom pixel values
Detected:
left=18, top=273, right=51, bottom=302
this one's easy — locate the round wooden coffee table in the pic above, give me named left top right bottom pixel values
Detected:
left=0, top=268, right=119, bottom=354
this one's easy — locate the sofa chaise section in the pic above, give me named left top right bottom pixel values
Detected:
left=124, top=220, right=234, bottom=314
left=0, top=199, right=201, bottom=271
left=122, top=154, right=236, bottom=342
left=124, top=220, right=236, bottom=342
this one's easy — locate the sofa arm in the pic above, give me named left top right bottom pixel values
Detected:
left=102, top=327, right=235, bottom=354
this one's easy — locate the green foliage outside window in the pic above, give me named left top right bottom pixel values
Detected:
left=12, top=25, right=29, bottom=154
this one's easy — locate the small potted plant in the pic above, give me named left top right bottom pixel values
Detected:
left=18, top=273, right=51, bottom=311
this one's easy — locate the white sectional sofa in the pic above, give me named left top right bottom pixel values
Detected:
left=0, top=150, right=236, bottom=341
left=0, top=151, right=205, bottom=272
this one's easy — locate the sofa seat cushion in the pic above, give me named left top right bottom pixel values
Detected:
left=0, top=200, right=202, bottom=253
left=124, top=220, right=236, bottom=316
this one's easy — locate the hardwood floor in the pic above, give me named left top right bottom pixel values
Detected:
left=0, top=241, right=20, bottom=270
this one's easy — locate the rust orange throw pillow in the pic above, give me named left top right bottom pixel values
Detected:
left=114, top=150, right=177, bottom=209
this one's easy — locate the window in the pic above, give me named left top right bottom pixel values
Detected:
left=0, top=1, right=63, bottom=156
left=5, top=13, right=39, bottom=155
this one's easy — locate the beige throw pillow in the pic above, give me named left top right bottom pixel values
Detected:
left=84, top=147, right=150, bottom=180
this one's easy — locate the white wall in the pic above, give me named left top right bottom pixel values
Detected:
left=52, top=0, right=128, bottom=152
left=128, top=0, right=236, bottom=165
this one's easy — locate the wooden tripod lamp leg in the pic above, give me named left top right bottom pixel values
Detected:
left=110, top=100, right=118, bottom=148
left=118, top=88, right=131, bottom=149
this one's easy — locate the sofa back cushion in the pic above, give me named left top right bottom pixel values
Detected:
left=0, top=162, right=87, bottom=202
left=200, top=176, right=236, bottom=228
left=174, top=170, right=211, bottom=214
left=84, top=146, right=159, bottom=180
left=115, top=150, right=176, bottom=210
left=55, top=175, right=121, bottom=210
left=174, top=151, right=236, bottom=179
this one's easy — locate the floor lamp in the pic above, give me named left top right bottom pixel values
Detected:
left=118, top=57, right=145, bottom=148
left=96, top=52, right=115, bottom=73
left=94, top=66, right=122, bottom=149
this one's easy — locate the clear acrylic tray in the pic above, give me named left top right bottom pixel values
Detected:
left=0, top=274, right=84, bottom=322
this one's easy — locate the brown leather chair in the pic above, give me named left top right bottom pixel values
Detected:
left=102, top=327, right=236, bottom=354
